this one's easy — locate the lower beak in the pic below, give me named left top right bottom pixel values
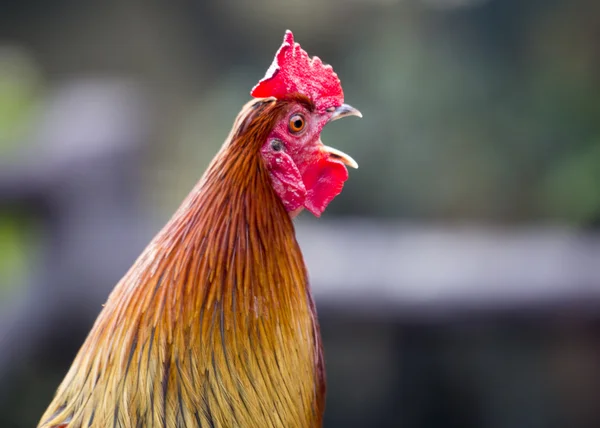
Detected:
left=322, top=145, right=359, bottom=169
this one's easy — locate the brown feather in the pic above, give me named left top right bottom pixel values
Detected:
left=39, top=97, right=325, bottom=428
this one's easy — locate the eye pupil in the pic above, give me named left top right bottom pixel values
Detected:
left=294, top=119, right=302, bottom=128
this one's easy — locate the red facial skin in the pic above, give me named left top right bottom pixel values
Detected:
left=260, top=103, right=349, bottom=217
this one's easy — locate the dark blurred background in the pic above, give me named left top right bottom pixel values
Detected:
left=1, top=1, right=600, bottom=427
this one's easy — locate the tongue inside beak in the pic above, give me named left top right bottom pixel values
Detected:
left=301, top=144, right=357, bottom=217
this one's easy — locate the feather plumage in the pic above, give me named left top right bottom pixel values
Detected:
left=39, top=98, right=325, bottom=428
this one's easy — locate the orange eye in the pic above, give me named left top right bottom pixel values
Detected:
left=288, top=114, right=305, bottom=134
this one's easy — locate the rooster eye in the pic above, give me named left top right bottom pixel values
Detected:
left=288, top=114, right=305, bottom=134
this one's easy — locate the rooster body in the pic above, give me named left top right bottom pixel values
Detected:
left=40, top=31, right=359, bottom=428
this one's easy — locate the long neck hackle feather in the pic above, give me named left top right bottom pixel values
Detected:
left=39, top=98, right=325, bottom=428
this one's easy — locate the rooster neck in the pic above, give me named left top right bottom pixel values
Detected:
left=39, top=99, right=326, bottom=428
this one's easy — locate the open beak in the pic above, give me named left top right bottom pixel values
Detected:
left=322, top=103, right=361, bottom=169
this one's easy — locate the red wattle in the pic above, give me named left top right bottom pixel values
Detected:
left=301, top=157, right=349, bottom=217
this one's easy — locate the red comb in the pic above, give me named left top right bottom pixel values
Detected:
left=251, top=30, right=344, bottom=112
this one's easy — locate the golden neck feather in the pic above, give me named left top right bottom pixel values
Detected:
left=39, top=99, right=325, bottom=428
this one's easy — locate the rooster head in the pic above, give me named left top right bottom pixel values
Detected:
left=251, top=30, right=361, bottom=217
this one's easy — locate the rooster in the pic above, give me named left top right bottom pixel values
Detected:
left=39, top=30, right=360, bottom=428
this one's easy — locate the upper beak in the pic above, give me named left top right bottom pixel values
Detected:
left=329, top=103, right=363, bottom=122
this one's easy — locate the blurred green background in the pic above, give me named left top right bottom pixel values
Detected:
left=1, top=1, right=600, bottom=427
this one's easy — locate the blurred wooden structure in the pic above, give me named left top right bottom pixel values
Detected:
left=300, top=221, right=600, bottom=318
